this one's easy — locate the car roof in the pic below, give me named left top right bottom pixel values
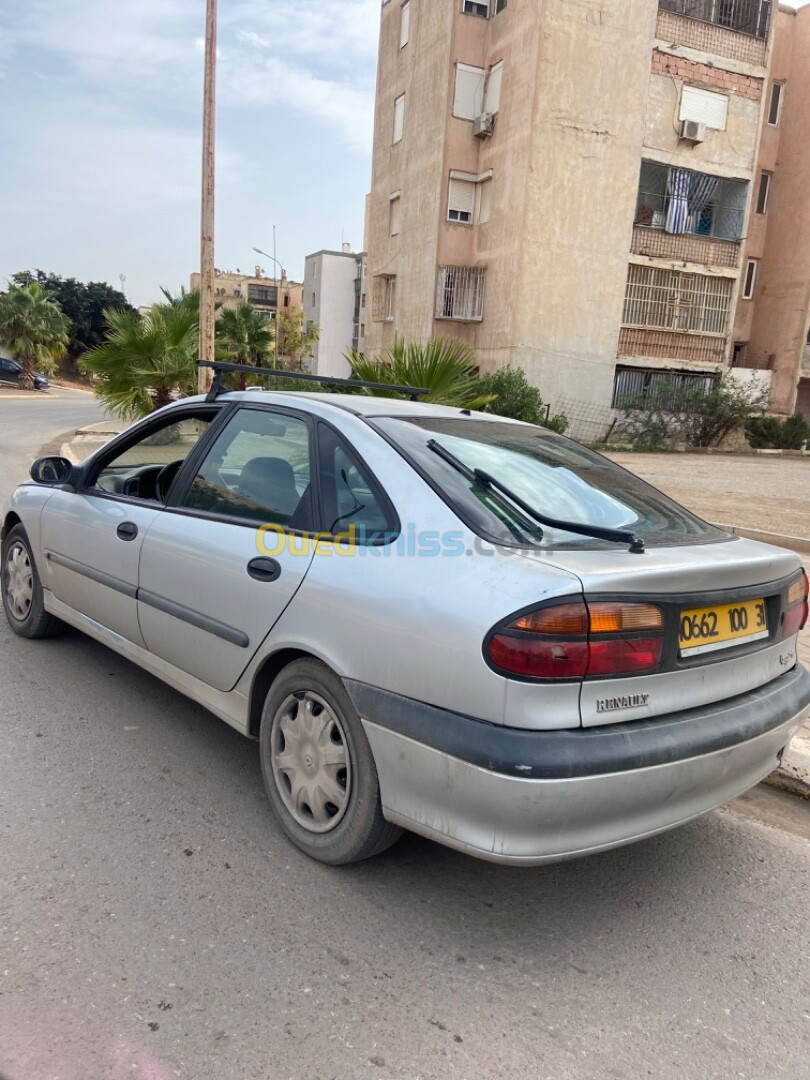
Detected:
left=196, top=390, right=526, bottom=425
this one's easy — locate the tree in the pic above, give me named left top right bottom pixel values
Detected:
left=345, top=335, right=494, bottom=408
left=276, top=310, right=319, bottom=370
left=0, top=282, right=70, bottom=389
left=217, top=302, right=274, bottom=388
left=80, top=302, right=199, bottom=419
left=11, top=270, right=135, bottom=370
left=474, top=366, right=568, bottom=432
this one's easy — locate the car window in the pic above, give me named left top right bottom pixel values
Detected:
left=372, top=416, right=725, bottom=549
left=317, top=424, right=396, bottom=540
left=182, top=408, right=314, bottom=531
left=91, top=413, right=215, bottom=502
left=0, top=359, right=16, bottom=374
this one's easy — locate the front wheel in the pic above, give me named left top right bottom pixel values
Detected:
left=259, top=659, right=401, bottom=864
left=1, top=524, right=63, bottom=639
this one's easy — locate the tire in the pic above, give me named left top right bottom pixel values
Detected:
left=259, top=659, right=402, bottom=865
left=1, top=524, right=63, bottom=639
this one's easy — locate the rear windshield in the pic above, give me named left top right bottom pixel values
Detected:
left=372, top=417, right=726, bottom=550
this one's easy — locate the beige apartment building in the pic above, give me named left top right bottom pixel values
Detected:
left=366, top=0, right=807, bottom=429
left=189, top=267, right=304, bottom=321
left=733, top=2, right=810, bottom=418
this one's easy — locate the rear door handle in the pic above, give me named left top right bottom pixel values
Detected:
left=117, top=522, right=138, bottom=542
left=247, top=557, right=281, bottom=582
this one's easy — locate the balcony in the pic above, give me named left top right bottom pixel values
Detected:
left=247, top=284, right=279, bottom=308
left=633, top=161, right=747, bottom=268
left=657, top=1, right=770, bottom=65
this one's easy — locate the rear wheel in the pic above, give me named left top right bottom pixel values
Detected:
left=259, top=659, right=401, bottom=864
left=1, top=524, right=63, bottom=639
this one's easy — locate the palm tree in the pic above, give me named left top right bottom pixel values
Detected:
left=80, top=302, right=199, bottom=419
left=346, top=335, right=494, bottom=409
left=217, top=302, right=274, bottom=388
left=0, top=282, right=70, bottom=389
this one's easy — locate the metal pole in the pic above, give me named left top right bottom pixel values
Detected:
left=273, top=225, right=279, bottom=366
left=198, top=0, right=217, bottom=395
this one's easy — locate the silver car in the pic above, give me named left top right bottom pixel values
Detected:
left=3, top=382, right=809, bottom=865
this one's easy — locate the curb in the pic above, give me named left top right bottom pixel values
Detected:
left=763, top=769, right=810, bottom=800
left=714, top=524, right=810, bottom=556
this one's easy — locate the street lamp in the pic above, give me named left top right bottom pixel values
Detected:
left=251, top=246, right=284, bottom=280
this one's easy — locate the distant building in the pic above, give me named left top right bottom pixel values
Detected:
left=732, top=2, right=810, bottom=418
left=189, top=267, right=303, bottom=324
left=303, top=247, right=367, bottom=378
left=365, top=0, right=795, bottom=431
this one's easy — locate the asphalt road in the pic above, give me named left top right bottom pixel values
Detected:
left=1, top=394, right=809, bottom=1080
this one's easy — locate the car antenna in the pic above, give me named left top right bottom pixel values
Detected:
left=197, top=360, right=428, bottom=403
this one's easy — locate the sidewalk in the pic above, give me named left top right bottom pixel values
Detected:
left=61, top=429, right=810, bottom=797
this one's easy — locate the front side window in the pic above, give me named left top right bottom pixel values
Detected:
left=372, top=417, right=724, bottom=549
left=182, top=408, right=313, bottom=531
left=91, top=411, right=215, bottom=502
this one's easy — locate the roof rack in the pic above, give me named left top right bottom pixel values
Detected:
left=197, top=360, right=428, bottom=404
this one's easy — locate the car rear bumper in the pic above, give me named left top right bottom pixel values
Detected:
left=348, top=666, right=810, bottom=865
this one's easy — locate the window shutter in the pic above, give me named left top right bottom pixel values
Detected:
left=393, top=94, right=405, bottom=143
left=453, top=64, right=485, bottom=120
left=484, top=61, right=503, bottom=115
left=389, top=195, right=401, bottom=236
left=680, top=86, right=728, bottom=130
left=448, top=178, right=476, bottom=222
left=400, top=2, right=410, bottom=48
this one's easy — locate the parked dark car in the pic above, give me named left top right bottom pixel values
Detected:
left=0, top=357, right=49, bottom=391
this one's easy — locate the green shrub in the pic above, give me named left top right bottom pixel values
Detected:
left=475, top=367, right=568, bottom=432
left=613, top=371, right=769, bottom=451
left=745, top=413, right=810, bottom=450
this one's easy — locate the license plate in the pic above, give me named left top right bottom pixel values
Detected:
left=679, top=598, right=768, bottom=656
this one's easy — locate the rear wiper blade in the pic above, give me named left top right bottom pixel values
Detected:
left=427, top=439, right=645, bottom=554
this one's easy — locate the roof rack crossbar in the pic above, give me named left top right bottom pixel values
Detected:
left=197, top=360, right=428, bottom=403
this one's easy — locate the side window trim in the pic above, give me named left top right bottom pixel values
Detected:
left=168, top=403, right=323, bottom=536
left=316, top=420, right=400, bottom=545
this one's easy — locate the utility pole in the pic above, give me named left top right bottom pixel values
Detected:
left=198, top=0, right=217, bottom=395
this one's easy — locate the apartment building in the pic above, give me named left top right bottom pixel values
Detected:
left=365, top=0, right=782, bottom=422
left=733, top=2, right=810, bottom=418
left=302, top=247, right=367, bottom=378
left=189, top=267, right=303, bottom=321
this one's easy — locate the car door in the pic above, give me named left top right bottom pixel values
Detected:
left=136, top=404, right=318, bottom=692
left=40, top=405, right=220, bottom=646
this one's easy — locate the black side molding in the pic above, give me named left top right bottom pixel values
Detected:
left=345, top=667, right=810, bottom=780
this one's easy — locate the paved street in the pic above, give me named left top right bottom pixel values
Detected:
left=1, top=396, right=809, bottom=1080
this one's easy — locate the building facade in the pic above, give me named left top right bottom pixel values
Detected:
left=366, top=0, right=789, bottom=430
left=303, top=247, right=367, bottom=378
left=189, top=267, right=303, bottom=322
left=733, top=2, right=810, bottom=418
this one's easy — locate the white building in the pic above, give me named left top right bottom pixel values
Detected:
left=303, top=247, right=366, bottom=378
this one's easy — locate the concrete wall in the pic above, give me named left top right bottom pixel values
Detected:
left=744, top=5, right=810, bottom=414
left=512, top=0, right=659, bottom=407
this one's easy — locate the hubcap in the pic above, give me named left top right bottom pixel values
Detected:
left=4, top=542, right=34, bottom=622
left=271, top=691, right=351, bottom=833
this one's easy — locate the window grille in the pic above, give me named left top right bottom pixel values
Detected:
left=612, top=365, right=719, bottom=408
left=635, top=160, right=747, bottom=242
left=436, top=266, right=486, bottom=321
left=658, top=0, right=771, bottom=39
left=623, top=265, right=733, bottom=336
left=372, top=276, right=396, bottom=322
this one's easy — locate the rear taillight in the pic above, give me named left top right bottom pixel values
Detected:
left=782, top=570, right=809, bottom=638
left=486, top=600, right=664, bottom=681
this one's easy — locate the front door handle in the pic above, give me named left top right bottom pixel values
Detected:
left=247, top=557, right=281, bottom=582
left=117, top=522, right=138, bottom=541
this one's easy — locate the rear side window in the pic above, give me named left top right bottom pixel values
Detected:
left=372, top=417, right=725, bottom=549
left=182, top=407, right=314, bottom=531
left=317, top=424, right=397, bottom=542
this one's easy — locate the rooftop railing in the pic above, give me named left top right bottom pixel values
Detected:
left=658, top=0, right=771, bottom=40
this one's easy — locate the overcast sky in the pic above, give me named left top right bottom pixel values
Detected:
left=0, top=0, right=379, bottom=306
left=1, top=0, right=807, bottom=308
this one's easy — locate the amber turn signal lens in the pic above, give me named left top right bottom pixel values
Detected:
left=588, top=603, right=663, bottom=634
left=510, top=603, right=589, bottom=636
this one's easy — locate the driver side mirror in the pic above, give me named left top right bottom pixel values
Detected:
left=30, top=456, right=75, bottom=488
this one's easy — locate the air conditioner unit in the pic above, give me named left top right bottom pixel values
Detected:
left=680, top=119, right=706, bottom=144
left=472, top=113, right=495, bottom=138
